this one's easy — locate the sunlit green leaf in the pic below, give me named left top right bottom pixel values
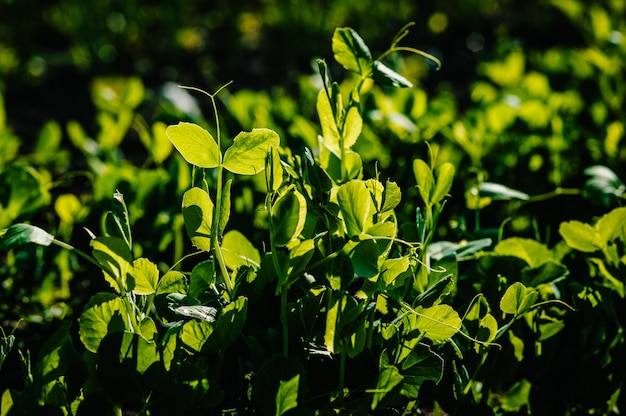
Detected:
left=372, top=61, right=412, bottom=88
left=271, top=187, right=307, bottom=247
left=382, top=180, right=402, bottom=212
left=413, top=159, right=434, bottom=206
left=431, top=162, right=455, bottom=205
left=91, top=236, right=133, bottom=293
left=332, top=27, right=372, bottom=75
left=157, top=270, right=187, bottom=295
left=559, top=220, right=599, bottom=252
left=166, top=122, right=220, bottom=168
left=500, top=282, right=538, bottom=316
left=275, top=374, right=300, bottom=416
left=132, top=257, right=159, bottom=295
left=316, top=88, right=342, bottom=151
left=337, top=180, right=373, bottom=237
left=182, top=187, right=214, bottom=251
left=0, top=223, right=54, bottom=250
left=494, top=237, right=554, bottom=267
left=342, top=99, right=362, bottom=149
left=79, top=293, right=128, bottom=353
left=415, top=304, right=461, bottom=342
left=371, top=365, right=403, bottom=410
left=207, top=296, right=248, bottom=353
left=478, top=182, right=529, bottom=201
left=180, top=320, right=213, bottom=353
left=222, top=230, right=261, bottom=270
left=223, top=128, right=280, bottom=175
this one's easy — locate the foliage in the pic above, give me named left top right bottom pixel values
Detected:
left=1, top=1, right=626, bottom=414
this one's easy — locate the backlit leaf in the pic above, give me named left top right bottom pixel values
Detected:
left=166, top=122, right=220, bottom=168
left=500, top=282, right=538, bottom=315
left=332, top=27, right=372, bottom=75
left=415, top=304, right=461, bottom=342
left=371, top=365, right=403, bottom=410
left=182, top=187, right=214, bottom=251
left=413, top=159, right=434, bottom=206
left=275, top=374, right=300, bottom=416
left=431, top=163, right=455, bottom=205
left=342, top=99, right=362, bottom=149
left=0, top=223, right=54, bottom=250
left=222, top=230, right=261, bottom=270
left=223, top=128, right=280, bottom=175
left=271, top=187, right=307, bottom=247
left=79, top=293, right=128, bottom=353
left=559, top=220, right=599, bottom=252
left=132, top=257, right=159, bottom=295
left=372, top=61, right=412, bottom=88
left=180, top=320, right=213, bottom=353
left=337, top=180, right=372, bottom=237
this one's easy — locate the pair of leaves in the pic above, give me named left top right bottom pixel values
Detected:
left=559, top=206, right=626, bottom=253
left=413, top=160, right=455, bottom=207
left=333, top=27, right=412, bottom=87
left=167, top=122, right=280, bottom=175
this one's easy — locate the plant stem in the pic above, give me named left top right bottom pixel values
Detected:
left=51, top=239, right=101, bottom=270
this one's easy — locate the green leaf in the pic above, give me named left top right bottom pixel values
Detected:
left=413, top=274, right=454, bottom=308
left=54, top=194, right=85, bottom=224
left=271, top=187, right=307, bottom=247
left=371, top=365, right=403, bottom=410
left=382, top=180, right=402, bottom=212
left=218, top=178, right=232, bottom=237
left=223, top=128, right=280, bottom=175
left=91, top=236, right=134, bottom=293
left=381, top=256, right=411, bottom=287
left=344, top=237, right=379, bottom=277
left=275, top=374, right=299, bottom=416
left=415, top=304, right=462, bottom=342
left=182, top=187, right=214, bottom=251
left=431, top=163, right=455, bottom=205
left=279, top=239, right=316, bottom=292
left=342, top=98, right=362, bottom=149
left=189, top=260, right=215, bottom=298
left=132, top=258, right=159, bottom=295
left=500, top=282, right=538, bottom=316
left=399, top=344, right=444, bottom=398
left=316, top=88, right=342, bottom=151
left=478, top=182, right=529, bottom=200
left=595, top=206, right=626, bottom=245
left=79, top=293, right=128, bottom=353
left=559, top=220, right=599, bottom=252
left=207, top=296, right=248, bottom=353
left=332, top=27, right=372, bottom=75
left=266, top=145, right=284, bottom=193
left=372, top=61, right=413, bottom=88
left=337, top=180, right=373, bottom=237
left=118, top=332, right=159, bottom=374
left=157, top=270, right=187, bottom=295
left=104, top=191, right=132, bottom=250
left=494, top=237, right=554, bottom=267
left=180, top=320, right=214, bottom=353
left=222, top=230, right=261, bottom=270
left=166, top=122, right=220, bottom=168
left=0, top=223, right=54, bottom=250
left=413, top=159, right=434, bottom=206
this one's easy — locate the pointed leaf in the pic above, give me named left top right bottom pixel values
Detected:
left=180, top=320, right=214, bottom=353
left=182, top=187, right=214, bottom=251
left=342, top=99, right=362, bottom=149
left=223, top=128, right=280, bottom=175
left=157, top=270, right=187, bottom=295
left=413, top=159, right=434, bottom=206
left=316, top=89, right=341, bottom=151
left=371, top=365, right=403, bottom=410
left=188, top=260, right=215, bottom=298
left=478, top=182, right=529, bottom=200
left=275, top=374, right=300, bottom=416
left=431, top=163, right=455, bottom=205
left=337, top=180, right=373, bottom=237
left=372, top=61, right=413, bottom=88
left=0, top=224, right=54, bottom=250
left=271, top=188, right=307, bottom=246
left=91, top=236, right=133, bottom=293
left=332, top=27, right=372, bottom=75
left=218, top=178, right=232, bottom=237
left=166, top=122, right=220, bottom=168
left=382, top=181, right=402, bottom=212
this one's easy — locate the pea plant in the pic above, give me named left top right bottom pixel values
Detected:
left=0, top=24, right=571, bottom=415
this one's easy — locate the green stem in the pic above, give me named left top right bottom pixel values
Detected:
left=51, top=238, right=101, bottom=270
left=338, top=349, right=347, bottom=401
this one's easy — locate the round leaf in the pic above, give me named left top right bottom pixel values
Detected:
left=223, top=128, right=280, bottom=175
left=166, top=122, right=220, bottom=168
